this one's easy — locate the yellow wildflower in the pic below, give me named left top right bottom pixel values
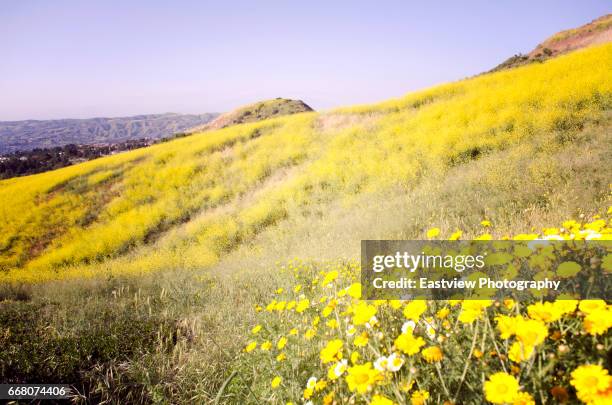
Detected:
left=584, top=308, right=612, bottom=335
left=389, top=300, right=403, bottom=310
left=326, top=319, right=339, bottom=329
left=570, top=364, right=612, bottom=404
left=411, top=390, right=430, bottom=405
left=552, top=299, right=578, bottom=315
left=404, top=301, right=427, bottom=321
left=509, top=342, right=535, bottom=363
left=345, top=362, right=382, bottom=394
left=436, top=307, right=450, bottom=319
left=527, top=302, right=562, bottom=323
left=320, top=339, right=344, bottom=363
left=426, top=227, right=440, bottom=238
left=315, top=380, right=327, bottom=391
left=394, top=331, right=425, bottom=356
left=484, top=372, right=520, bottom=404
left=458, top=308, right=482, bottom=324
left=296, top=299, right=310, bottom=313
left=271, top=376, right=282, bottom=389
left=303, top=387, right=313, bottom=399
left=515, top=319, right=547, bottom=347
left=449, top=229, right=463, bottom=240
left=579, top=299, right=607, bottom=314
left=422, top=346, right=443, bottom=363
left=266, top=300, right=276, bottom=312
left=459, top=300, right=491, bottom=324
left=347, top=282, right=362, bottom=298
left=513, top=392, right=535, bottom=405
left=322, top=270, right=338, bottom=286
left=496, top=315, right=520, bottom=339
left=354, top=332, right=369, bottom=347
left=352, top=301, right=377, bottom=325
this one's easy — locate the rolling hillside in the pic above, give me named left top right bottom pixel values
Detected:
left=0, top=43, right=610, bottom=282
left=0, top=41, right=611, bottom=404
left=0, top=112, right=218, bottom=154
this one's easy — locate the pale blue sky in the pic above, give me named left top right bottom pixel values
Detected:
left=1, top=1, right=609, bottom=120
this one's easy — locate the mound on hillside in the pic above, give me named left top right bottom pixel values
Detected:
left=188, top=98, right=313, bottom=133
left=490, top=14, right=612, bottom=72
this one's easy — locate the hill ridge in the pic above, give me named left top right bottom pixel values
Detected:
left=490, top=13, right=612, bottom=72
left=188, top=98, right=313, bottom=133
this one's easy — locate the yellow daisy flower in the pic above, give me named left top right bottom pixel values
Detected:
left=484, top=372, right=520, bottom=404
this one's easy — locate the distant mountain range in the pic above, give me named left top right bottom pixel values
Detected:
left=0, top=112, right=219, bottom=154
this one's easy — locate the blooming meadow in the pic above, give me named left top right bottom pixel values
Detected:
left=242, top=215, right=612, bottom=404
left=0, top=42, right=610, bottom=405
left=1, top=44, right=611, bottom=284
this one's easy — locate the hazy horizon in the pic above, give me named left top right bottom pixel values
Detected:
left=1, top=0, right=610, bottom=121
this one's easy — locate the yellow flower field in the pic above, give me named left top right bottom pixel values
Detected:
left=240, top=215, right=612, bottom=404
left=1, top=43, right=611, bottom=283
left=0, top=41, right=610, bottom=405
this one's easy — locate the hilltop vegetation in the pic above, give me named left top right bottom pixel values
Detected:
left=0, top=112, right=218, bottom=154
left=536, top=13, right=612, bottom=55
left=188, top=98, right=313, bottom=132
left=0, top=43, right=611, bottom=403
left=490, top=14, right=612, bottom=72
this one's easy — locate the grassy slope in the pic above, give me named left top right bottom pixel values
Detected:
left=0, top=44, right=611, bottom=403
left=1, top=43, right=611, bottom=282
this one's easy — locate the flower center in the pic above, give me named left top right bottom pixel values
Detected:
left=355, top=373, right=370, bottom=384
left=497, top=384, right=508, bottom=394
left=586, top=376, right=599, bottom=386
